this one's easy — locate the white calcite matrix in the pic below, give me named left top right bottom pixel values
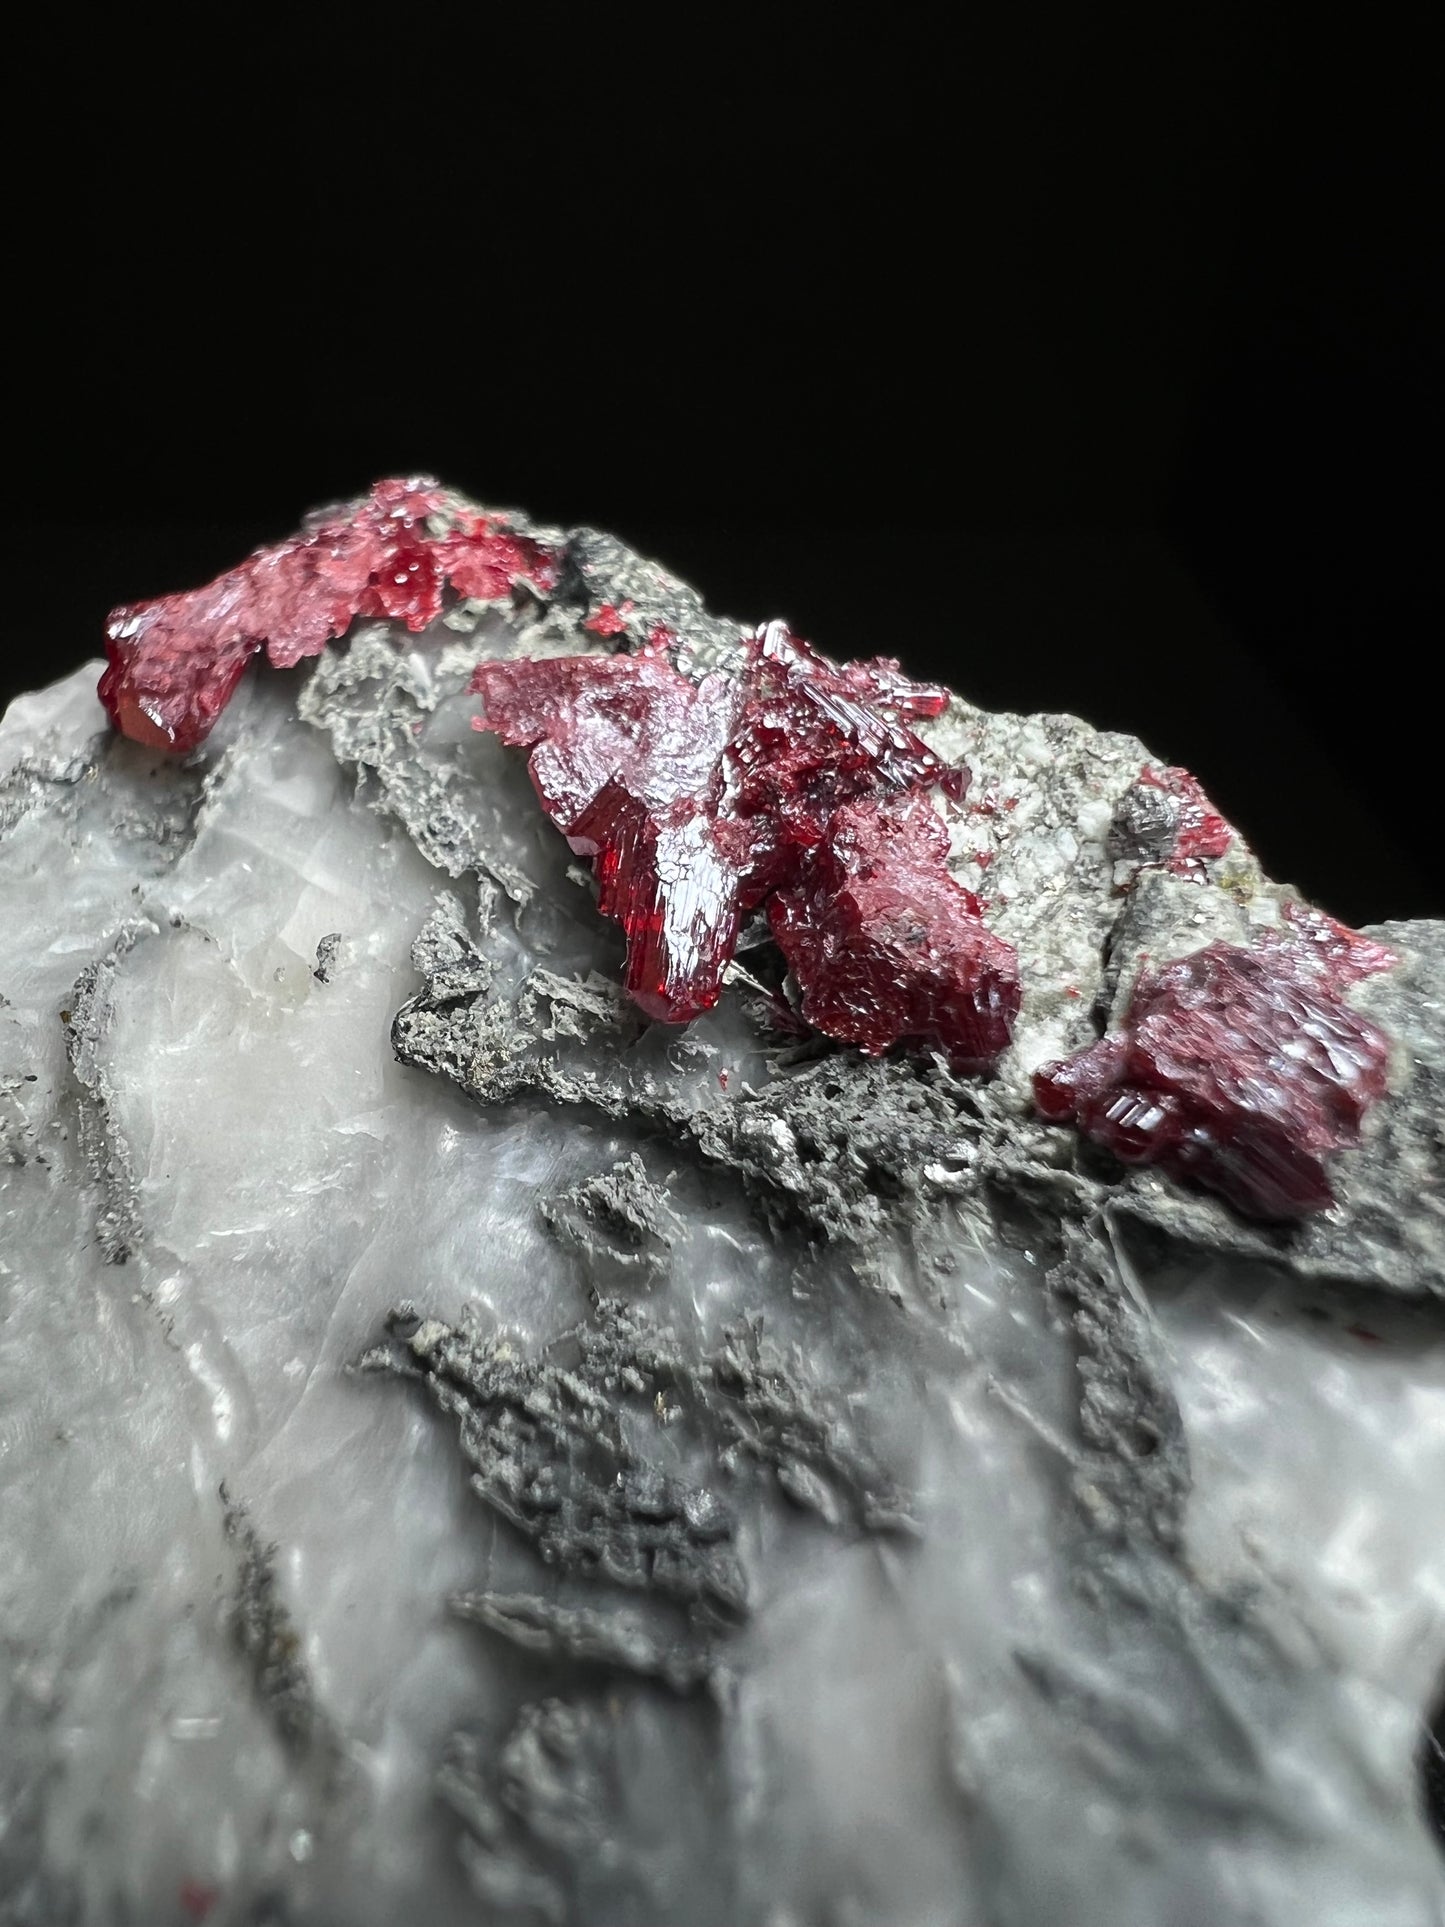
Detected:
left=3, top=526, right=1445, bottom=1926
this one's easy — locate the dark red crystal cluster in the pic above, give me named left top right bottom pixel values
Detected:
left=1033, top=932, right=1395, bottom=1219
left=474, top=623, right=1020, bottom=1067
left=95, top=484, right=1399, bottom=1220
left=99, top=479, right=559, bottom=753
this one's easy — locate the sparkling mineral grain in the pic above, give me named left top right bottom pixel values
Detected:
left=1034, top=934, right=1395, bottom=1218
left=1108, top=761, right=1236, bottom=884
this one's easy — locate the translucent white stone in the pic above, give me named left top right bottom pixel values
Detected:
left=3, top=654, right=1444, bottom=1926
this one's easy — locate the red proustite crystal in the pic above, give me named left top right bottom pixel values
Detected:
left=1137, top=764, right=1235, bottom=874
left=1033, top=937, right=1394, bottom=1219
left=473, top=623, right=1019, bottom=1062
left=99, top=479, right=561, bottom=754
left=474, top=651, right=743, bottom=1019
left=768, top=796, right=1022, bottom=1068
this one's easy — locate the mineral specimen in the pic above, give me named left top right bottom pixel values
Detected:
left=4, top=486, right=1444, bottom=1927
left=102, top=506, right=1018, bottom=1068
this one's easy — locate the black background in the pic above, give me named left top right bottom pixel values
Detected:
left=5, top=11, right=1438, bottom=921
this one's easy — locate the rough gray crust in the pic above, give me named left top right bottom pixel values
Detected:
left=360, top=1303, right=751, bottom=1623
left=1050, top=1215, right=1191, bottom=1556
left=396, top=887, right=1443, bottom=1296
left=0, top=735, right=101, bottom=838
left=540, top=1153, right=681, bottom=1284
left=0, top=726, right=203, bottom=859
left=391, top=896, right=1038, bottom=1249
left=357, top=1280, right=921, bottom=1917
left=448, top=1591, right=717, bottom=1695
left=559, top=527, right=748, bottom=674
left=63, top=927, right=149, bottom=1263
left=666, top=1310, right=915, bottom=1533
left=394, top=872, right=1445, bottom=1293
left=222, top=1489, right=330, bottom=1759
left=438, top=1694, right=727, bottom=1927
left=297, top=631, right=539, bottom=905
left=361, top=1291, right=909, bottom=1613
left=3, top=716, right=205, bottom=1266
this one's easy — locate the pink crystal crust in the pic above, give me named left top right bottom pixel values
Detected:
left=1033, top=933, right=1395, bottom=1219
left=99, top=479, right=560, bottom=753
left=473, top=623, right=1020, bottom=1063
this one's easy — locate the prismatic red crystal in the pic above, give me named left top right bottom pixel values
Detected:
left=473, top=623, right=1020, bottom=1062
left=1033, top=933, right=1395, bottom=1219
left=768, top=795, right=1021, bottom=1068
left=99, top=479, right=561, bottom=754
left=472, top=649, right=743, bottom=1020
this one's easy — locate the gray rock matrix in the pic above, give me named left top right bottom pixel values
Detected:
left=1, top=502, right=1443, bottom=1925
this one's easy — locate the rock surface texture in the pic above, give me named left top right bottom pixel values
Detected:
left=3, top=485, right=1444, bottom=1926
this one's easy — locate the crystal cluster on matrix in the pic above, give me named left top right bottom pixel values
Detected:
left=99, top=479, right=560, bottom=753
left=474, top=623, right=1020, bottom=1067
left=1034, top=932, right=1396, bottom=1219
left=92, top=483, right=1399, bottom=1218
